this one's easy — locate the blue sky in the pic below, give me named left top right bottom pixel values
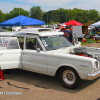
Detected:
left=0, top=0, right=100, bottom=13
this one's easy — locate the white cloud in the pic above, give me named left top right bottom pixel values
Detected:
left=0, top=0, right=100, bottom=13
left=0, top=2, right=31, bottom=13
left=15, top=0, right=100, bottom=12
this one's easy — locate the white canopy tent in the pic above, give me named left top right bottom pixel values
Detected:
left=91, top=21, right=100, bottom=26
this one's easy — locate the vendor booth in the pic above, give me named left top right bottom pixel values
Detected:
left=0, top=15, right=45, bottom=29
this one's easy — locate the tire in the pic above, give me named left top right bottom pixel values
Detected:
left=59, top=67, right=81, bottom=89
left=85, top=34, right=90, bottom=39
left=2, top=69, right=12, bottom=74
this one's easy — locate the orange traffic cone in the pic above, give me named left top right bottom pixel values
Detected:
left=0, top=70, right=4, bottom=80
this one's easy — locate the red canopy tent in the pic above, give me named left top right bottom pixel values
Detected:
left=64, top=20, right=83, bottom=26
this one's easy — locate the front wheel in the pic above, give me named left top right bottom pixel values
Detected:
left=59, top=67, right=81, bottom=89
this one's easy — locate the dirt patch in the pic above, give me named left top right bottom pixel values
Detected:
left=82, top=43, right=100, bottom=48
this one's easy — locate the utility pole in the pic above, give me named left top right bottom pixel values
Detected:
left=66, top=14, right=68, bottom=22
left=47, top=14, right=48, bottom=23
left=51, top=14, right=52, bottom=22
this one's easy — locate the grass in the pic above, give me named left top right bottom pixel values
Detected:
left=4, top=29, right=11, bottom=31
left=81, top=38, right=96, bottom=45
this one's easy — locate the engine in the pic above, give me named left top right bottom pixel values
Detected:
left=73, top=47, right=93, bottom=58
left=70, top=47, right=100, bottom=60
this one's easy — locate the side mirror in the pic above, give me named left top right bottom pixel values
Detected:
left=37, top=48, right=40, bottom=52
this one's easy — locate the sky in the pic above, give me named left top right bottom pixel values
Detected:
left=0, top=0, right=100, bottom=13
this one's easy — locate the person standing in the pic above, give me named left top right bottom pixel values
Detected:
left=68, top=25, right=74, bottom=44
left=63, top=25, right=70, bottom=40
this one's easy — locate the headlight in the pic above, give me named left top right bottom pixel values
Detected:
left=94, top=61, right=98, bottom=71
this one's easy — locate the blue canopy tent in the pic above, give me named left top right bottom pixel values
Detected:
left=0, top=15, right=45, bottom=26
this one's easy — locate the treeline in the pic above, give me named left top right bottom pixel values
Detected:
left=0, top=6, right=100, bottom=24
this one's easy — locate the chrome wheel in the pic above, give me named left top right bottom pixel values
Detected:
left=59, top=67, right=81, bottom=89
left=62, top=70, right=76, bottom=85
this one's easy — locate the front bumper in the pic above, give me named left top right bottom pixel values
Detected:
left=87, top=70, right=100, bottom=80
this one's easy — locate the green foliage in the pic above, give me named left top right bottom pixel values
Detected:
left=44, top=8, right=100, bottom=24
left=0, top=10, right=3, bottom=22
left=0, top=6, right=100, bottom=24
left=30, top=6, right=43, bottom=21
left=0, top=8, right=29, bottom=22
left=9, top=8, right=29, bottom=19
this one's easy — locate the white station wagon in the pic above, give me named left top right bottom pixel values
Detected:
left=0, top=28, right=100, bottom=89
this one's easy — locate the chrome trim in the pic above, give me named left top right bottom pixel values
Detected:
left=87, top=70, right=100, bottom=80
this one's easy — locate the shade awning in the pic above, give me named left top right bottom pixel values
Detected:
left=0, top=15, right=45, bottom=26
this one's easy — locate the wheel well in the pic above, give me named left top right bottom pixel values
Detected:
left=55, top=66, right=79, bottom=78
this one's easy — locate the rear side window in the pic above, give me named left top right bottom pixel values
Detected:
left=0, top=37, right=19, bottom=50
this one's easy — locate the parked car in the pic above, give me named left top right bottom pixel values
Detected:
left=0, top=28, right=100, bottom=89
left=0, top=27, right=6, bottom=32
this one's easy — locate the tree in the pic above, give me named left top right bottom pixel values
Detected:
left=0, top=7, right=100, bottom=24
left=0, top=10, right=3, bottom=23
left=43, top=11, right=53, bottom=23
left=57, top=8, right=66, bottom=23
left=1, top=13, right=7, bottom=22
left=88, top=9, right=100, bottom=22
left=9, top=8, right=29, bottom=19
left=30, top=6, right=43, bottom=21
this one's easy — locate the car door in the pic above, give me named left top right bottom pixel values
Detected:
left=0, top=37, right=22, bottom=70
left=22, top=38, right=47, bottom=74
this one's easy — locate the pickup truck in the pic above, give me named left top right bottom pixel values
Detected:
left=0, top=28, right=100, bottom=89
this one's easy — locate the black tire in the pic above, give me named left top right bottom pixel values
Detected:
left=59, top=67, right=81, bottom=89
left=2, top=69, right=12, bottom=74
left=85, top=34, right=90, bottom=39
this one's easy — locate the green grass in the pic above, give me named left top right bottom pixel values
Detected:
left=81, top=38, right=96, bottom=45
left=4, top=29, right=11, bottom=31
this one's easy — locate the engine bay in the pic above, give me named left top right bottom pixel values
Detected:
left=70, top=47, right=100, bottom=61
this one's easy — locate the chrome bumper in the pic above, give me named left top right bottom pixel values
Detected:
left=87, top=70, right=100, bottom=80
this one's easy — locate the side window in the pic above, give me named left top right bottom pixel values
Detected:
left=0, top=38, right=3, bottom=50
left=26, top=38, right=43, bottom=51
left=7, top=38, right=19, bottom=49
left=0, top=37, right=19, bottom=50
left=26, top=38, right=36, bottom=50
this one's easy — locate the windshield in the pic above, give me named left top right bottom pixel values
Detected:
left=40, top=35, right=73, bottom=51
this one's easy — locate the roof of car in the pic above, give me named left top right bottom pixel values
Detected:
left=20, top=28, right=54, bottom=32
left=0, top=28, right=64, bottom=37
left=14, top=28, right=64, bottom=37
left=0, top=31, right=16, bottom=37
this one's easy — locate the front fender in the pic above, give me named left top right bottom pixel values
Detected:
left=47, top=53, right=96, bottom=79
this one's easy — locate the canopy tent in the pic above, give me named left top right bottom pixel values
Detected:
left=0, top=15, right=45, bottom=26
left=64, top=20, right=83, bottom=26
left=64, top=20, right=83, bottom=38
left=82, top=21, right=94, bottom=26
left=91, top=21, right=100, bottom=26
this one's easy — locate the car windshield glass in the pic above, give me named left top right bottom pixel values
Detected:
left=40, top=35, right=73, bottom=51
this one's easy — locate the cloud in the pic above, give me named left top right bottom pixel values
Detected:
left=0, top=0, right=100, bottom=13
left=0, top=2, right=31, bottom=13
left=15, top=0, right=100, bottom=12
